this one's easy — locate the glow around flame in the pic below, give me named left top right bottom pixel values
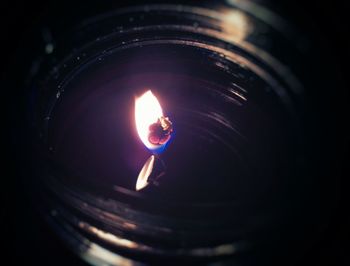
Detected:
left=135, top=90, right=164, bottom=151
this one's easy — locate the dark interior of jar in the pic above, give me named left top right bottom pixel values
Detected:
left=47, top=42, right=300, bottom=208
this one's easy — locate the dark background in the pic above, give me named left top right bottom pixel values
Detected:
left=2, top=0, right=349, bottom=265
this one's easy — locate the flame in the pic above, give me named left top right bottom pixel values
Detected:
left=135, top=90, right=164, bottom=151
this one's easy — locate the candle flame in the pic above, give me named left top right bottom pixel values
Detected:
left=135, top=90, right=164, bottom=152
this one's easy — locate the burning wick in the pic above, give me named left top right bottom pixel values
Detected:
left=148, top=116, right=173, bottom=145
left=135, top=90, right=173, bottom=191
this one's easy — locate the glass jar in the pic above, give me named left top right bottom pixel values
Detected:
left=22, top=1, right=342, bottom=265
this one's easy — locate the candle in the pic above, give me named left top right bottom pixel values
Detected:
left=135, top=90, right=173, bottom=190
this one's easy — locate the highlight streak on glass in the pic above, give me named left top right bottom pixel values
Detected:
left=136, top=155, right=155, bottom=191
